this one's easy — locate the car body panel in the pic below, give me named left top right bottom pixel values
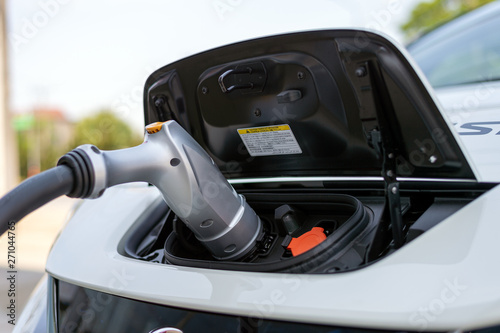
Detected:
left=12, top=275, right=47, bottom=333
left=431, top=82, right=500, bottom=183
left=46, top=182, right=500, bottom=331
left=448, top=105, right=500, bottom=183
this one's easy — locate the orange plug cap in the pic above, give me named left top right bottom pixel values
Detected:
left=146, top=121, right=166, bottom=134
left=286, top=227, right=327, bottom=257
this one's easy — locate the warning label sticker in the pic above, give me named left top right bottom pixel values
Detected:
left=237, top=124, right=302, bottom=157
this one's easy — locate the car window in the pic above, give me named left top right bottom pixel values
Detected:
left=410, top=15, right=500, bottom=87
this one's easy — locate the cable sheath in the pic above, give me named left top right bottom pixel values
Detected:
left=0, top=165, right=74, bottom=236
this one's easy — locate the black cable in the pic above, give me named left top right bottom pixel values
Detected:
left=0, top=165, right=74, bottom=236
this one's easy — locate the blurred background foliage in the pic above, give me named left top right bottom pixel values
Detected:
left=71, top=110, right=142, bottom=150
left=14, top=110, right=141, bottom=179
left=401, top=0, right=495, bottom=40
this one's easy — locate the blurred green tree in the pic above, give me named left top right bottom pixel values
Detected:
left=401, top=0, right=494, bottom=41
left=71, top=110, right=142, bottom=150
left=14, top=110, right=141, bottom=179
left=14, top=111, right=72, bottom=179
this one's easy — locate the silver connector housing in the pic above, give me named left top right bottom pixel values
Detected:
left=74, top=120, right=262, bottom=260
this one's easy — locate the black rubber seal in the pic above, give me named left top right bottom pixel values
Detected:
left=57, top=148, right=95, bottom=198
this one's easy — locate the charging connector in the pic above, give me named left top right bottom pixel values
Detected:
left=58, top=120, right=262, bottom=260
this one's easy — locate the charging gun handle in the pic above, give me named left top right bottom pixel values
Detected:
left=58, top=121, right=262, bottom=260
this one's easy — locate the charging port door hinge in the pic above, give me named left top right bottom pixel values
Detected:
left=371, top=129, right=404, bottom=249
left=361, top=59, right=404, bottom=250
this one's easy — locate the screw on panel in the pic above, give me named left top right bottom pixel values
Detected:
left=200, top=219, right=213, bottom=228
left=201, top=87, right=209, bottom=94
left=297, top=71, right=304, bottom=80
left=254, top=108, right=262, bottom=117
left=154, top=96, right=165, bottom=107
left=355, top=66, right=367, bottom=77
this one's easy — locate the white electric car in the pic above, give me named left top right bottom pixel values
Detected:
left=11, top=27, right=500, bottom=333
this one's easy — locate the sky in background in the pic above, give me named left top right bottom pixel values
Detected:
left=6, top=0, right=422, bottom=134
